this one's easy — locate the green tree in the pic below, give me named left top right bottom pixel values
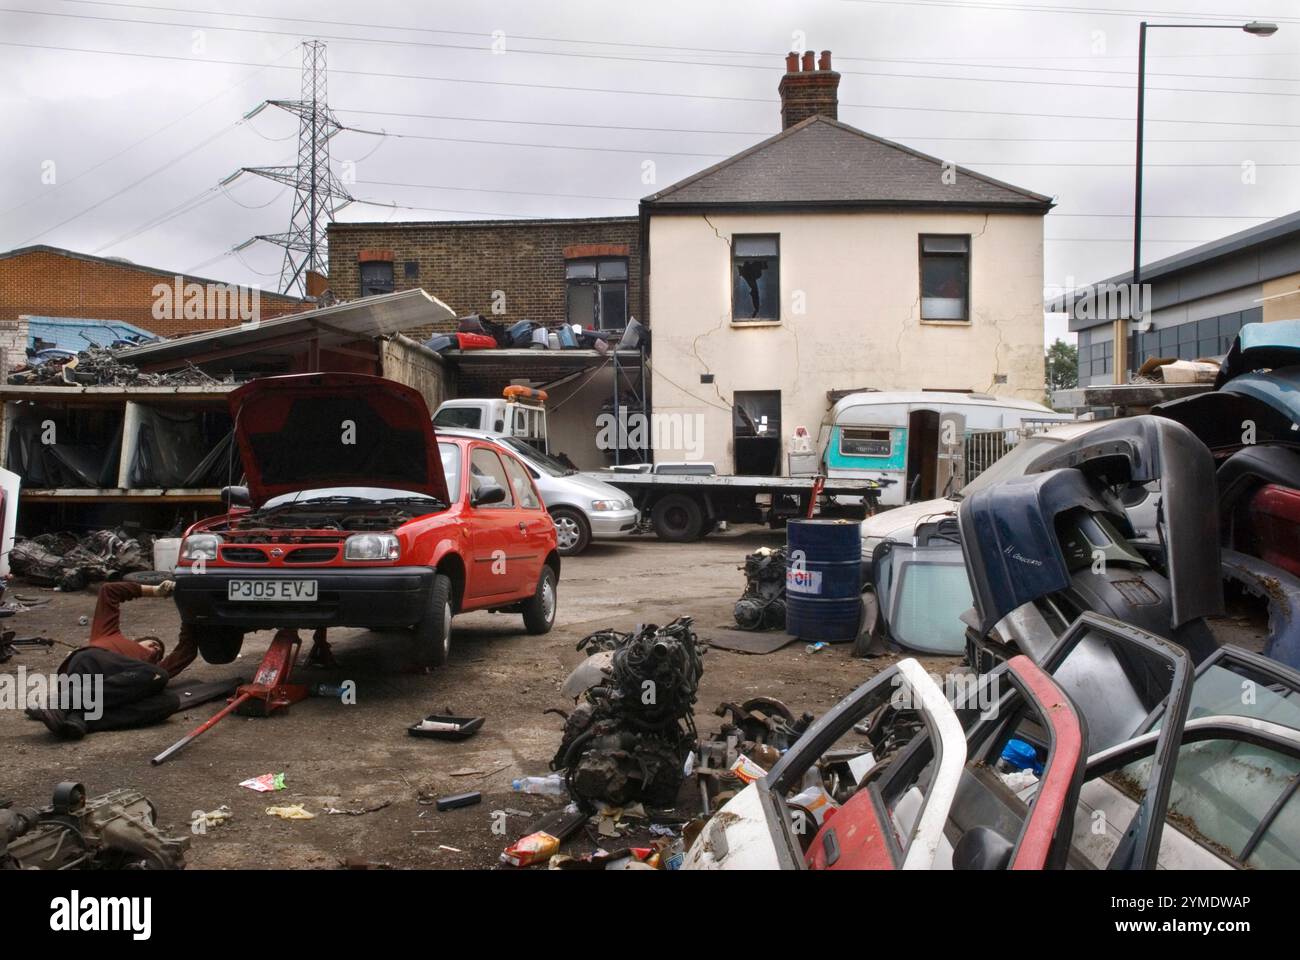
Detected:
left=1045, top=338, right=1078, bottom=393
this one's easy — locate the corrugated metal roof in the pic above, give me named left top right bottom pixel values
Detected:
left=642, top=115, right=1053, bottom=211
left=24, top=316, right=158, bottom=352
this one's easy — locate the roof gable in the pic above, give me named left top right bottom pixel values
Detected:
left=643, top=115, right=1052, bottom=211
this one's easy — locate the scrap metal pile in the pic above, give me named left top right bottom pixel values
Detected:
left=11, top=529, right=155, bottom=590
left=550, top=617, right=704, bottom=808
left=733, top=545, right=787, bottom=631
left=7, top=345, right=223, bottom=387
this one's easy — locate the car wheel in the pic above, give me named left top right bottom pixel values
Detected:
left=521, top=565, right=558, bottom=635
left=412, top=573, right=454, bottom=667
left=550, top=507, right=591, bottom=556
left=195, top=626, right=244, bottom=665
left=651, top=494, right=704, bottom=542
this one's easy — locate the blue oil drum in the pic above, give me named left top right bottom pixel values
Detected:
left=785, top=519, right=863, bottom=642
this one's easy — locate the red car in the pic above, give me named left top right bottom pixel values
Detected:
left=172, top=373, right=560, bottom=667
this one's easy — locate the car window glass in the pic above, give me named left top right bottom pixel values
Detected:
left=435, top=407, right=481, bottom=429
left=470, top=447, right=515, bottom=508
left=502, top=454, right=542, bottom=509
left=889, top=558, right=970, bottom=655
left=1121, top=739, right=1300, bottom=867
left=1248, top=790, right=1300, bottom=869
left=438, top=442, right=461, bottom=500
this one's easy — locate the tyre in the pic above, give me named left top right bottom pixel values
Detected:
left=521, top=565, right=558, bottom=635
left=195, top=625, right=244, bottom=665
left=412, top=573, right=454, bottom=667
left=651, top=494, right=704, bottom=542
left=550, top=507, right=591, bottom=556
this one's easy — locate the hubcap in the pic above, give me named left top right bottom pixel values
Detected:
left=555, top=516, right=579, bottom=550
left=541, top=577, right=556, bottom=623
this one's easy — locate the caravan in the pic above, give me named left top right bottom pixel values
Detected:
left=818, top=392, right=1071, bottom=507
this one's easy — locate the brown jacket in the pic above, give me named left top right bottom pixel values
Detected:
left=60, top=582, right=196, bottom=678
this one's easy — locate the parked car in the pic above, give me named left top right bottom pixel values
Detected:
left=436, top=428, right=639, bottom=556
left=172, top=373, right=560, bottom=669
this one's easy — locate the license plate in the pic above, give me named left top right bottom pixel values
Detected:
left=227, top=580, right=318, bottom=602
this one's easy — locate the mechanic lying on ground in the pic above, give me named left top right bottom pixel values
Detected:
left=31, top=580, right=197, bottom=740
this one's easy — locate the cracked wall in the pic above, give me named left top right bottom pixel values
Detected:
left=646, top=209, right=1046, bottom=468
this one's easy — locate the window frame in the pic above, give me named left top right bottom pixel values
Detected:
left=469, top=445, right=516, bottom=509
left=731, top=234, right=781, bottom=323
left=918, top=234, right=971, bottom=323
left=839, top=427, right=893, bottom=458
left=565, top=257, right=628, bottom=331
left=359, top=260, right=395, bottom=296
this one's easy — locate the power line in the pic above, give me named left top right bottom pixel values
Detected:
left=10, top=6, right=1300, bottom=97
left=52, top=0, right=1300, bottom=63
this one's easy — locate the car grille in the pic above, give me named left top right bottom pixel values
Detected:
left=222, top=547, right=268, bottom=563
left=285, top=547, right=339, bottom=563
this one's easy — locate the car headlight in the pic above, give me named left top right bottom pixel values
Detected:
left=590, top=499, right=625, bottom=511
left=344, top=533, right=400, bottom=561
left=180, top=533, right=222, bottom=561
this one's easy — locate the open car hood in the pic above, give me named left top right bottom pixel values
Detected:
left=1023, top=415, right=1223, bottom=629
left=229, top=372, right=449, bottom=507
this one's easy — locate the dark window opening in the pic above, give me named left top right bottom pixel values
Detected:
left=360, top=260, right=394, bottom=296
left=732, top=235, right=779, bottom=321
left=566, top=258, right=628, bottom=331
left=919, top=235, right=970, bottom=321
left=733, top=390, right=781, bottom=475
left=404, top=260, right=419, bottom=280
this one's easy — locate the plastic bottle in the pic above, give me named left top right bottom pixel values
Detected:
left=511, top=774, right=566, bottom=796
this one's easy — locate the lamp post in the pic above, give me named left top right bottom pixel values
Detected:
left=1118, top=20, right=1278, bottom=385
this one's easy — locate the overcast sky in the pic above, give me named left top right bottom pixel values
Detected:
left=2, top=0, right=1298, bottom=343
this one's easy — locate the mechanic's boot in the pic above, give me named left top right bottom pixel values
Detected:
left=33, top=707, right=87, bottom=740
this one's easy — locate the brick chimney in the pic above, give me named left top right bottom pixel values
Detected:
left=779, top=49, right=839, bottom=129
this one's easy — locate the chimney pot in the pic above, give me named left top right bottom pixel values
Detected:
left=819, top=50, right=832, bottom=70
left=801, top=50, right=815, bottom=71
left=785, top=52, right=799, bottom=73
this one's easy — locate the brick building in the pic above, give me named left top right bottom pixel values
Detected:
left=0, top=245, right=305, bottom=339
left=326, top=216, right=641, bottom=339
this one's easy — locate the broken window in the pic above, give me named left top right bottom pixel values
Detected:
left=919, top=235, right=970, bottom=321
left=566, top=258, right=628, bottom=331
left=360, top=260, right=394, bottom=296
left=840, top=428, right=892, bottom=458
left=732, top=235, right=779, bottom=321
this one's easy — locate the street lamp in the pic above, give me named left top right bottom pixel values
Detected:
left=1118, top=20, right=1279, bottom=384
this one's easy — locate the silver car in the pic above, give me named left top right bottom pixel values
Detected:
left=437, top=429, right=639, bottom=555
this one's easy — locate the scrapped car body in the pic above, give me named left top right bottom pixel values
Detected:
left=683, top=654, right=1087, bottom=870
left=683, top=658, right=967, bottom=870
left=172, top=373, right=560, bottom=668
left=436, top=428, right=638, bottom=556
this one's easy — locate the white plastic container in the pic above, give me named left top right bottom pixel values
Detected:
left=153, top=537, right=182, bottom=573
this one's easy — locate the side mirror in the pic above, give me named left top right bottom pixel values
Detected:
left=472, top=482, right=507, bottom=507
left=221, top=485, right=251, bottom=509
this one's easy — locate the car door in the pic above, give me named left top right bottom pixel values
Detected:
left=466, top=445, right=523, bottom=599
left=499, top=449, right=549, bottom=595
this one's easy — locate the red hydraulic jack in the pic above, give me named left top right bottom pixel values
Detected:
left=152, top=628, right=310, bottom=765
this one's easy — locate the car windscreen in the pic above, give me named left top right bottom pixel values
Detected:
left=434, top=407, right=482, bottom=430
left=439, top=442, right=462, bottom=499
left=497, top=436, right=573, bottom=476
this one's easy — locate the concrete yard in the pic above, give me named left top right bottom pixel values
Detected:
left=0, top=528, right=956, bottom=869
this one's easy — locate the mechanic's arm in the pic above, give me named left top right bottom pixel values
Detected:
left=89, top=581, right=144, bottom=641
left=159, top=622, right=198, bottom=679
